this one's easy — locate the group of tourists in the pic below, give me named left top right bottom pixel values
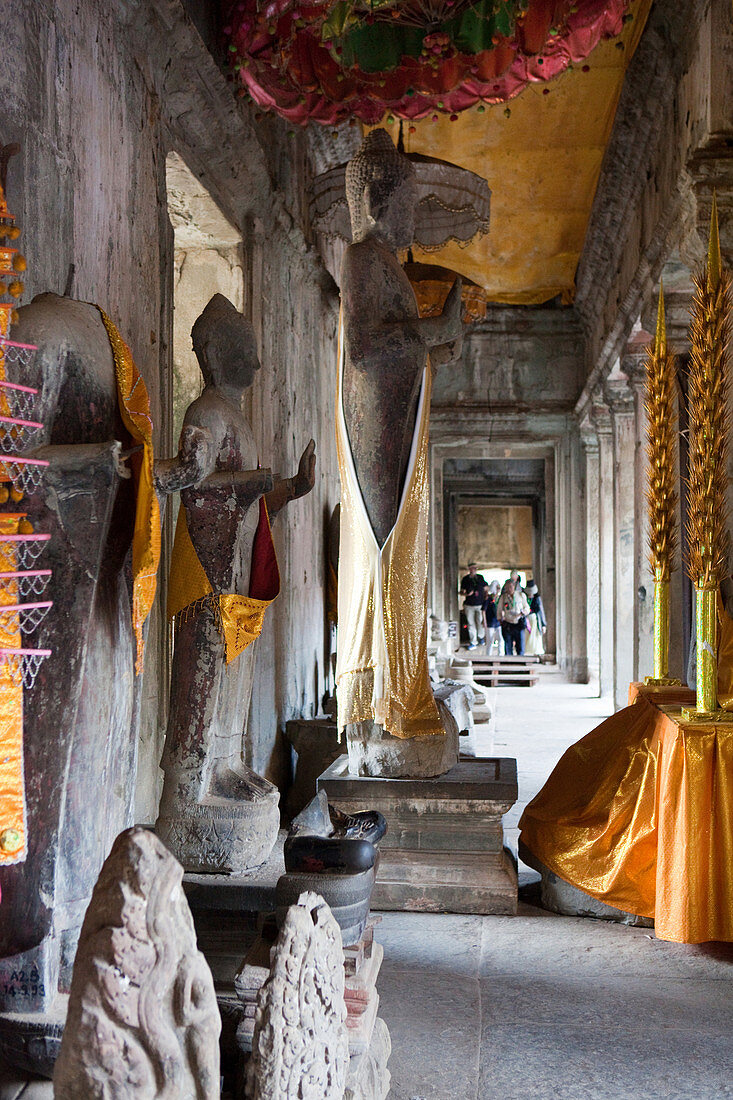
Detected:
left=459, top=563, right=547, bottom=656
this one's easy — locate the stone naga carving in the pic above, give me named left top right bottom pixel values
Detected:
left=336, top=128, right=463, bottom=777
left=245, top=891, right=349, bottom=1099
left=156, top=294, right=316, bottom=874
left=53, top=826, right=220, bottom=1099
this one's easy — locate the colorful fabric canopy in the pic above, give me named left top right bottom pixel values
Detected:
left=224, top=0, right=631, bottom=124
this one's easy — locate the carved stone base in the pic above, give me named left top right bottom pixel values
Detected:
left=346, top=1017, right=391, bottom=1100
left=276, top=866, right=376, bottom=948
left=0, top=1007, right=65, bottom=1080
left=318, top=756, right=518, bottom=914
left=519, top=841, right=654, bottom=927
left=156, top=768, right=280, bottom=874
left=346, top=700, right=459, bottom=779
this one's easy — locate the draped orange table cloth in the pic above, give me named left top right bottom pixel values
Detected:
left=520, top=694, right=733, bottom=943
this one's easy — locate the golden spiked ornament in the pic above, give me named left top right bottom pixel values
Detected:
left=644, top=282, right=681, bottom=686
left=682, top=193, right=733, bottom=722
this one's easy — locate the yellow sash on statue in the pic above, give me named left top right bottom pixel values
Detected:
left=97, top=309, right=160, bottom=675
left=335, top=322, right=442, bottom=739
left=167, top=497, right=280, bottom=664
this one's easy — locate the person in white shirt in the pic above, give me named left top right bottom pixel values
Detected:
left=498, top=579, right=530, bottom=655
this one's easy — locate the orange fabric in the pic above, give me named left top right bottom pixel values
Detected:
left=0, top=513, right=24, bottom=865
left=97, top=309, right=160, bottom=674
left=520, top=695, right=733, bottom=943
left=168, top=497, right=279, bottom=665
left=627, top=681, right=695, bottom=708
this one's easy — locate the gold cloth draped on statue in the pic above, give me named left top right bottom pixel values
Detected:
left=519, top=693, right=733, bottom=943
left=97, top=308, right=160, bottom=674
left=167, top=497, right=280, bottom=664
left=335, top=324, right=442, bottom=740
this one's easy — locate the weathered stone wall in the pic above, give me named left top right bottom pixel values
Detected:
left=3, top=0, right=340, bottom=822
left=574, top=0, right=733, bottom=704
left=433, top=307, right=583, bottom=412
left=430, top=308, right=583, bottom=671
left=457, top=505, right=534, bottom=576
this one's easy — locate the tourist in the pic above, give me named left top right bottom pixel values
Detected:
left=498, top=578, right=530, bottom=656
left=483, top=579, right=502, bottom=653
left=524, top=579, right=547, bottom=656
left=460, top=561, right=488, bottom=649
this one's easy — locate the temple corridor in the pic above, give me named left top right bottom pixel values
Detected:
left=1, top=0, right=732, bottom=1094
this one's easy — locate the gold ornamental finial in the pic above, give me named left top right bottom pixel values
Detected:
left=655, top=280, right=666, bottom=358
left=707, top=191, right=722, bottom=294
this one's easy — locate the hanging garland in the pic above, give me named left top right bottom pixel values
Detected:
left=223, top=0, right=632, bottom=125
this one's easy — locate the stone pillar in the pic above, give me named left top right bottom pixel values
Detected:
left=544, top=452, right=557, bottom=659
left=580, top=418, right=601, bottom=692
left=623, top=336, right=655, bottom=683
left=591, top=401, right=615, bottom=701
left=604, top=377, right=637, bottom=709
left=554, top=434, right=570, bottom=676
left=569, top=427, right=588, bottom=683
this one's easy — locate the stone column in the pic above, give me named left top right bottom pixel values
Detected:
left=580, top=417, right=601, bottom=692
left=604, top=377, right=637, bottom=708
left=568, top=426, right=589, bottom=683
left=623, top=336, right=655, bottom=683
left=554, top=433, right=572, bottom=678
left=591, top=400, right=615, bottom=701
left=544, top=451, right=557, bottom=659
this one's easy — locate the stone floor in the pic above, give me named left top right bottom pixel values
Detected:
left=374, top=668, right=733, bottom=1099
left=3, top=669, right=732, bottom=1098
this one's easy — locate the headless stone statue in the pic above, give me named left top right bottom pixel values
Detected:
left=156, top=295, right=316, bottom=874
left=0, top=293, right=202, bottom=1076
left=337, top=129, right=463, bottom=777
left=53, top=827, right=221, bottom=1100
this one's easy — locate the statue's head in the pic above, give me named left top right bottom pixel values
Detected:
left=345, top=129, right=417, bottom=249
left=191, top=294, right=260, bottom=391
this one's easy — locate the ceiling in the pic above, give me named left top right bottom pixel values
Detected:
left=372, top=0, right=652, bottom=306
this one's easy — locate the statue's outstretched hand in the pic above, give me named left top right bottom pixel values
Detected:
left=154, top=425, right=213, bottom=496
left=293, top=438, right=317, bottom=499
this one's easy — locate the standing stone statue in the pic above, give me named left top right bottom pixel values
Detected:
left=0, top=293, right=203, bottom=1076
left=337, top=128, right=464, bottom=778
left=53, top=827, right=221, bottom=1100
left=156, top=294, right=316, bottom=874
left=245, top=891, right=349, bottom=1099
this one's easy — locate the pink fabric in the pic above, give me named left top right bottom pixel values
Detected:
left=225, top=0, right=630, bottom=125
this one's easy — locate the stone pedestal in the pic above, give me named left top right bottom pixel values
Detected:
left=284, top=717, right=344, bottom=819
left=318, top=756, right=518, bottom=915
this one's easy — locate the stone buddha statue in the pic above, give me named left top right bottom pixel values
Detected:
left=156, top=294, right=316, bottom=874
left=337, top=129, right=464, bottom=777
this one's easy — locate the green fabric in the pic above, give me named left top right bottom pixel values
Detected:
left=333, top=1, right=522, bottom=73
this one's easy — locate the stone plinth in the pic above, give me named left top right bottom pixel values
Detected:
left=284, top=717, right=344, bottom=819
left=318, top=756, right=518, bottom=915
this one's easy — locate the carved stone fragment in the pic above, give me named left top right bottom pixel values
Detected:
left=245, top=891, right=349, bottom=1099
left=53, top=826, right=221, bottom=1100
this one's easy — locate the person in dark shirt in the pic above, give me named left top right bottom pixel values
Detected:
left=483, top=579, right=501, bottom=653
left=460, top=562, right=488, bottom=649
